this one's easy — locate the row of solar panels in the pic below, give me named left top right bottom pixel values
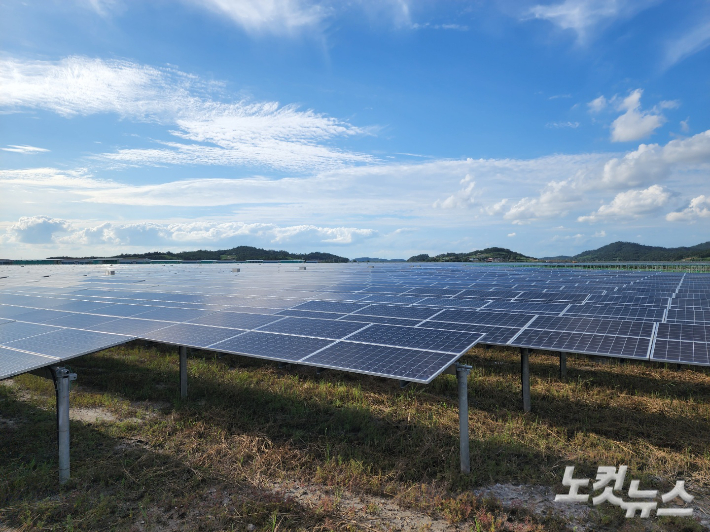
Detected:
left=1, top=265, right=708, bottom=385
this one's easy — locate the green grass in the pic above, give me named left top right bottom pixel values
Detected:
left=0, top=341, right=708, bottom=530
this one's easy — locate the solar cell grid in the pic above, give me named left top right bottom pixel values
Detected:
left=347, top=324, right=481, bottom=354
left=258, top=317, right=367, bottom=339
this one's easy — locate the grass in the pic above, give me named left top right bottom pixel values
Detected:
left=0, top=341, right=708, bottom=530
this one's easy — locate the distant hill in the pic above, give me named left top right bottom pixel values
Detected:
left=49, top=245, right=350, bottom=263
left=408, top=247, right=535, bottom=262
left=568, top=241, right=710, bottom=262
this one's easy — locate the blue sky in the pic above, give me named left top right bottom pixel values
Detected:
left=1, top=0, right=709, bottom=260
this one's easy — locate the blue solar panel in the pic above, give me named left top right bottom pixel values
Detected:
left=210, top=331, right=333, bottom=361
left=352, top=304, right=441, bottom=320
left=188, top=311, right=283, bottom=329
left=3, top=328, right=133, bottom=359
left=302, top=342, right=461, bottom=383
left=0, top=346, right=61, bottom=381
left=142, top=323, right=245, bottom=347
left=258, top=317, right=367, bottom=339
left=293, top=301, right=368, bottom=314
left=347, top=324, right=481, bottom=354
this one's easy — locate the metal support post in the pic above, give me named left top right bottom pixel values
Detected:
left=179, top=346, right=188, bottom=398
left=399, top=380, right=410, bottom=389
left=456, top=363, right=472, bottom=474
left=559, top=352, right=567, bottom=380
left=316, top=367, right=327, bottom=375
left=50, top=366, right=77, bottom=485
left=521, top=348, right=531, bottom=413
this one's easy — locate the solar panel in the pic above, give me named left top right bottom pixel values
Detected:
left=347, top=324, right=480, bottom=354
left=210, top=331, right=333, bottom=361
left=0, top=346, right=61, bottom=381
left=258, top=317, right=367, bottom=339
left=2, top=328, right=133, bottom=359
left=0, top=322, right=59, bottom=343
left=142, top=323, right=246, bottom=348
left=352, top=304, right=441, bottom=320
left=187, top=311, right=284, bottom=329
left=302, top=341, right=466, bottom=383
left=131, top=307, right=216, bottom=323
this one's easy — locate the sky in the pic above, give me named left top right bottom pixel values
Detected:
left=1, top=0, right=709, bottom=260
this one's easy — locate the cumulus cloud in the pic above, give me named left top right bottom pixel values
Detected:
left=433, top=174, right=476, bottom=209
left=5, top=218, right=377, bottom=249
left=578, top=185, right=671, bottom=222
left=0, top=56, right=372, bottom=172
left=507, top=232, right=516, bottom=237
left=666, top=195, right=710, bottom=222
left=1, top=145, right=49, bottom=154
left=610, top=89, right=668, bottom=142
left=496, top=130, right=710, bottom=224
left=3, top=216, right=71, bottom=244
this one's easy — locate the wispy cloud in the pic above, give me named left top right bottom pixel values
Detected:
left=185, top=0, right=329, bottom=34
left=524, top=0, right=654, bottom=43
left=1, top=145, right=49, bottom=154
left=0, top=56, right=373, bottom=172
left=664, top=18, right=710, bottom=68
left=546, top=121, right=580, bottom=129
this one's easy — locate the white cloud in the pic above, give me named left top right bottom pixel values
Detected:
left=0, top=56, right=372, bottom=172
left=3, top=216, right=71, bottom=244
left=1, top=145, right=49, bottom=154
left=433, top=174, right=476, bottom=209
left=593, top=230, right=606, bottom=237
left=525, top=0, right=651, bottom=43
left=587, top=95, right=607, bottom=113
left=664, top=18, right=710, bottom=68
left=4, top=218, right=377, bottom=249
left=186, top=0, right=328, bottom=34
left=666, top=195, right=710, bottom=222
left=578, top=185, right=671, bottom=222
left=484, top=198, right=509, bottom=215
left=0, top=167, right=113, bottom=189
left=680, top=118, right=690, bottom=133
left=507, top=232, right=516, bottom=237
left=497, top=130, right=710, bottom=223
left=610, top=89, right=667, bottom=142
left=546, top=121, right=580, bottom=129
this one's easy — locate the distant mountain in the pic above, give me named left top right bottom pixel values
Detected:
left=408, top=247, right=535, bottom=262
left=353, top=257, right=406, bottom=262
left=49, top=245, right=350, bottom=263
left=569, top=241, right=710, bottom=262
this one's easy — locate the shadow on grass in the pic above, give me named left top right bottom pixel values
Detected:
left=60, top=341, right=566, bottom=491
left=0, top=382, right=342, bottom=531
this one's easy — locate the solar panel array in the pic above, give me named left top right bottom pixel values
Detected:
left=0, top=263, right=709, bottom=383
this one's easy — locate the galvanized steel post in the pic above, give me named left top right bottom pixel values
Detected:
left=51, top=367, right=76, bottom=484
left=179, top=346, right=188, bottom=398
left=456, top=363, right=472, bottom=474
left=521, top=348, right=531, bottom=412
left=559, top=352, right=567, bottom=379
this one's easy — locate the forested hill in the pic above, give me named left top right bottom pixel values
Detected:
left=569, top=241, right=710, bottom=262
left=408, top=247, right=535, bottom=262
left=49, top=245, right=350, bottom=263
